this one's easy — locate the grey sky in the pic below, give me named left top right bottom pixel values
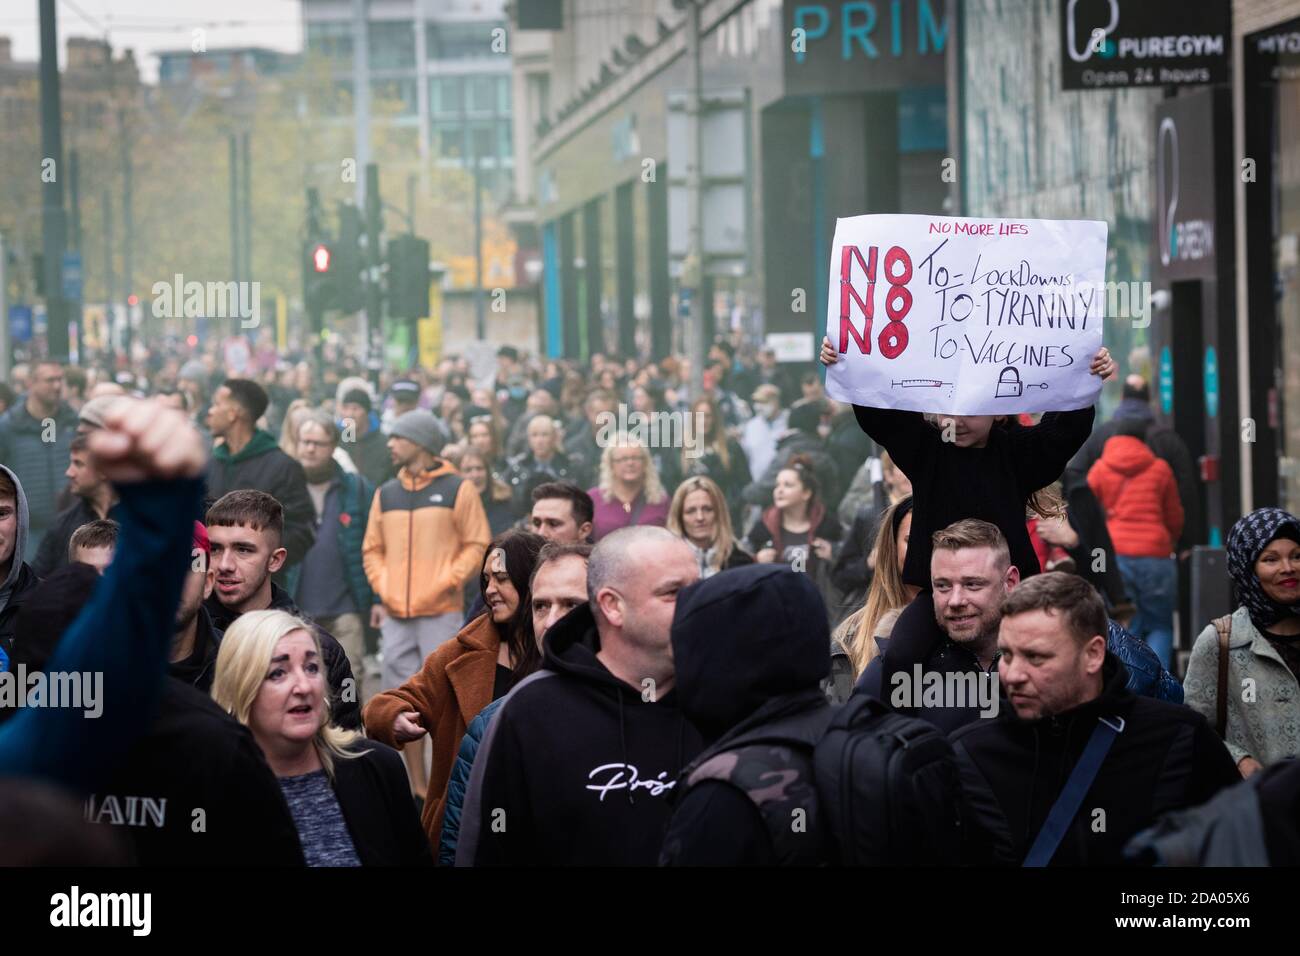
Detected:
left=2, top=0, right=303, bottom=81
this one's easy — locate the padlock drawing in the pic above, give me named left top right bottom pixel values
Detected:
left=995, top=366, right=1024, bottom=398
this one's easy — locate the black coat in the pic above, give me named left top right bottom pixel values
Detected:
left=502, top=450, right=588, bottom=514
left=0, top=562, right=39, bottom=663
left=205, top=437, right=316, bottom=569
left=32, top=497, right=120, bottom=579
left=332, top=740, right=432, bottom=866
left=168, top=604, right=223, bottom=693
left=204, top=584, right=362, bottom=731
left=951, top=657, right=1239, bottom=866
left=1059, top=469, right=1128, bottom=608
left=853, top=405, right=1094, bottom=588
left=89, top=678, right=306, bottom=866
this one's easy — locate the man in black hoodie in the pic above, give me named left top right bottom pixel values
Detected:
left=952, top=572, right=1238, bottom=866
left=203, top=490, right=361, bottom=729
left=458, top=525, right=702, bottom=866
left=660, top=564, right=833, bottom=866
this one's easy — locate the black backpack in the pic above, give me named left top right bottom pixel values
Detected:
left=674, top=694, right=964, bottom=865
left=812, top=694, right=964, bottom=865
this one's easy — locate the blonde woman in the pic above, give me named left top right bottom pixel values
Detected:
left=680, top=397, right=752, bottom=526
left=212, top=609, right=429, bottom=866
left=277, top=398, right=312, bottom=458
left=587, top=434, right=669, bottom=541
left=667, top=475, right=754, bottom=579
left=833, top=497, right=919, bottom=679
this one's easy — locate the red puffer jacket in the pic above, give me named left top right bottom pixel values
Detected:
left=1087, top=435, right=1184, bottom=557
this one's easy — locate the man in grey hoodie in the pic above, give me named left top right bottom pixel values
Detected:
left=0, top=463, right=40, bottom=670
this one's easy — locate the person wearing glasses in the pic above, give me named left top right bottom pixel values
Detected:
left=587, top=436, right=670, bottom=542
left=290, top=411, right=375, bottom=685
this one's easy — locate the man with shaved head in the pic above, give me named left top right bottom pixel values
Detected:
left=458, top=525, right=703, bottom=866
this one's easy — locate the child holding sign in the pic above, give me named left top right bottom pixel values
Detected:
left=820, top=334, right=1115, bottom=589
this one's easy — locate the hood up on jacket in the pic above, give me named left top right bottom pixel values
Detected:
left=0, top=463, right=31, bottom=595
left=541, top=602, right=632, bottom=692
left=1098, top=434, right=1157, bottom=477
left=671, top=564, right=830, bottom=740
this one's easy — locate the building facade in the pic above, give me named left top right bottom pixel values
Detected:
left=511, top=0, right=950, bottom=363
left=301, top=0, right=514, bottom=198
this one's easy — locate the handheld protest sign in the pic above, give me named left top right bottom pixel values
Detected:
left=824, top=214, right=1108, bottom=415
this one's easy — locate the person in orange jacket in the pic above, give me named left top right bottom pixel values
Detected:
left=363, top=409, right=491, bottom=797
left=1087, top=418, right=1184, bottom=669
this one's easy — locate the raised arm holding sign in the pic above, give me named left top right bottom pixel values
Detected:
left=818, top=214, right=1115, bottom=591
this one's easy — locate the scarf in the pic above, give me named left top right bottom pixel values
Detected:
left=690, top=542, right=720, bottom=579
left=1226, top=507, right=1300, bottom=631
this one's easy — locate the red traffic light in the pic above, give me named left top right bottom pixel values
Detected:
left=312, top=243, right=332, bottom=273
left=127, top=293, right=139, bottom=306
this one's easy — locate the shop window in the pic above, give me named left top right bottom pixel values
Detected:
left=369, top=21, right=415, bottom=70
left=467, top=75, right=496, bottom=114
left=432, top=76, right=464, bottom=117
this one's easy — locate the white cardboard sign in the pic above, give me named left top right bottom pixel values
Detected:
left=824, top=214, right=1108, bottom=415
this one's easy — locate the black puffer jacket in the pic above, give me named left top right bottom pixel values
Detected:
left=951, top=656, right=1239, bottom=866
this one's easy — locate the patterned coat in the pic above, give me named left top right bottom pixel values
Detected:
left=1184, top=605, right=1300, bottom=768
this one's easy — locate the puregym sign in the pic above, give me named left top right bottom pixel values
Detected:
left=1060, top=0, right=1230, bottom=90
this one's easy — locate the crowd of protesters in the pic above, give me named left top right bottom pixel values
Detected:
left=0, top=327, right=1297, bottom=868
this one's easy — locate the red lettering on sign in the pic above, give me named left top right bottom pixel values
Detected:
left=839, top=244, right=877, bottom=355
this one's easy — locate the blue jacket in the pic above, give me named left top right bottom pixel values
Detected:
left=0, top=476, right=203, bottom=793
left=1107, top=619, right=1183, bottom=703
left=438, top=697, right=503, bottom=866
left=284, top=463, right=375, bottom=614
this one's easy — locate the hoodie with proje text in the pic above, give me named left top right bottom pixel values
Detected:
left=457, top=603, right=704, bottom=866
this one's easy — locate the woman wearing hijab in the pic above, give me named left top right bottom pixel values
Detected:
left=1184, top=508, right=1300, bottom=777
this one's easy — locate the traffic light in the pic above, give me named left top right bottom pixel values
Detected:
left=303, top=239, right=335, bottom=324
left=387, top=234, right=430, bottom=321
left=334, top=202, right=365, bottom=313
